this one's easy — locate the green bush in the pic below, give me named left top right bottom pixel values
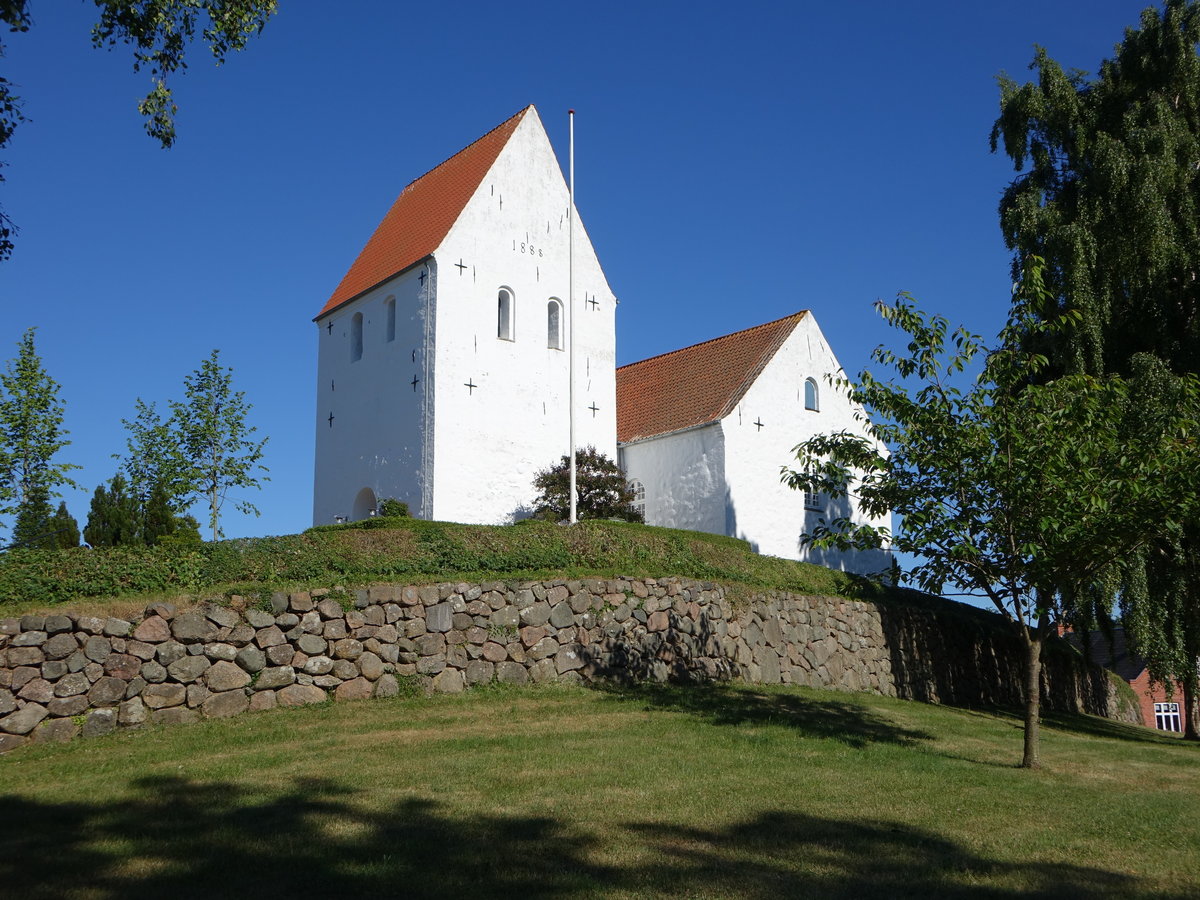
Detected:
left=378, top=498, right=409, bottom=518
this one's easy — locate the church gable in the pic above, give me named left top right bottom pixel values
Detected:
left=616, top=312, right=807, bottom=443
left=316, top=106, right=532, bottom=320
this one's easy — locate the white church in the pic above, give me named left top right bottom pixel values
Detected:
left=313, top=105, right=891, bottom=575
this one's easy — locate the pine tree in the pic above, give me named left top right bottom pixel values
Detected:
left=50, top=501, right=79, bottom=549
left=83, top=474, right=140, bottom=548
left=10, top=482, right=53, bottom=548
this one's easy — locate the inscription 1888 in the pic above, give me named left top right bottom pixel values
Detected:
left=513, top=239, right=544, bottom=257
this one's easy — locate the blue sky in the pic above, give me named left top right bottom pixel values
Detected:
left=0, top=0, right=1153, bottom=543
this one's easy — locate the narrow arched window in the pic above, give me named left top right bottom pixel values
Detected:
left=629, top=479, right=646, bottom=518
left=498, top=288, right=515, bottom=341
left=547, top=298, right=563, bottom=349
left=804, top=377, right=819, bottom=411
left=351, top=312, right=364, bottom=362
left=352, top=486, right=377, bottom=521
left=385, top=297, right=396, bottom=342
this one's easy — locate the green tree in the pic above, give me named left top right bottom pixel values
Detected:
left=992, top=0, right=1200, bottom=737
left=170, top=349, right=268, bottom=540
left=83, top=473, right=140, bottom=548
left=531, top=446, right=644, bottom=523
left=783, top=265, right=1200, bottom=768
left=0, top=0, right=277, bottom=260
left=0, top=328, right=78, bottom=540
left=119, top=398, right=190, bottom=509
left=50, top=500, right=80, bottom=549
left=10, top=481, right=51, bottom=548
left=141, top=479, right=200, bottom=545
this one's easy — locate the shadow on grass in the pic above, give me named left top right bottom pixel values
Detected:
left=1041, top=708, right=1199, bottom=747
left=591, top=680, right=934, bottom=749
left=0, top=774, right=1178, bottom=899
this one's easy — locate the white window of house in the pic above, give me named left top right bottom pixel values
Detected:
left=385, top=297, right=396, bottom=342
left=351, top=312, right=364, bottom=362
left=498, top=288, right=515, bottom=341
left=547, top=298, right=563, bottom=349
left=630, top=479, right=645, bottom=518
left=1155, top=702, right=1182, bottom=732
left=804, top=489, right=823, bottom=512
left=804, top=377, right=819, bottom=411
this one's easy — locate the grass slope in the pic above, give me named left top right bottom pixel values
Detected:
left=0, top=519, right=899, bottom=614
left=2, top=683, right=1195, bottom=899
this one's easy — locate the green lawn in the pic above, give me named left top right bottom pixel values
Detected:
left=1, top=683, right=1196, bottom=899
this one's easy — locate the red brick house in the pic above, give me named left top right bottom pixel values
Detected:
left=1070, top=628, right=1190, bottom=734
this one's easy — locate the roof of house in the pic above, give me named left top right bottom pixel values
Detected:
left=616, top=311, right=807, bottom=443
left=1065, top=627, right=1149, bottom=683
left=316, top=106, right=532, bottom=320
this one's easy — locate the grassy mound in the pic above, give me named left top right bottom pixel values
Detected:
left=0, top=518, right=897, bottom=613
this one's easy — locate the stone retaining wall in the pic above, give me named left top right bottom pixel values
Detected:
left=0, top=577, right=1139, bottom=751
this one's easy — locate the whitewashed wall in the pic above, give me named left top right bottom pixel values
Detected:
left=313, top=263, right=431, bottom=525
left=621, top=315, right=891, bottom=575
left=619, top=423, right=727, bottom=535
left=313, top=109, right=617, bottom=527
left=721, top=315, right=891, bottom=574
left=430, top=109, right=617, bottom=524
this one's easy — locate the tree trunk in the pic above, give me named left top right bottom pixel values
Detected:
left=1183, top=673, right=1199, bottom=742
left=1021, top=632, right=1043, bottom=769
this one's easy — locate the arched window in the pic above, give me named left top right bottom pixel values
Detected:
left=629, top=479, right=646, bottom=518
left=547, top=298, right=563, bottom=349
left=498, top=288, right=515, bottom=341
left=804, top=377, right=819, bottom=411
left=352, top=486, right=377, bottom=520
left=351, top=312, right=364, bottom=362
left=384, top=297, right=396, bottom=343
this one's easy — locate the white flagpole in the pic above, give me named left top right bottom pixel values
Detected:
left=568, top=109, right=577, bottom=525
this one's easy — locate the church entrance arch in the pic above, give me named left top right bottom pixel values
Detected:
left=352, top=487, right=377, bottom=520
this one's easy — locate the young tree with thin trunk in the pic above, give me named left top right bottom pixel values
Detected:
left=783, top=262, right=1200, bottom=768
left=0, top=328, right=78, bottom=543
left=170, top=350, right=268, bottom=540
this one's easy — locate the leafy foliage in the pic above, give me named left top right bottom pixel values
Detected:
left=169, top=350, right=268, bottom=540
left=0, top=328, right=78, bottom=542
left=0, top=0, right=277, bottom=261
left=782, top=261, right=1200, bottom=766
left=120, top=399, right=191, bottom=509
left=992, top=0, right=1200, bottom=378
left=116, top=352, right=268, bottom=542
left=531, top=446, right=644, bottom=523
left=992, top=0, right=1200, bottom=737
left=378, top=498, right=410, bottom=518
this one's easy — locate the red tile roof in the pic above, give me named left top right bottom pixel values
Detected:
left=316, top=106, right=532, bottom=320
left=616, top=312, right=807, bottom=443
